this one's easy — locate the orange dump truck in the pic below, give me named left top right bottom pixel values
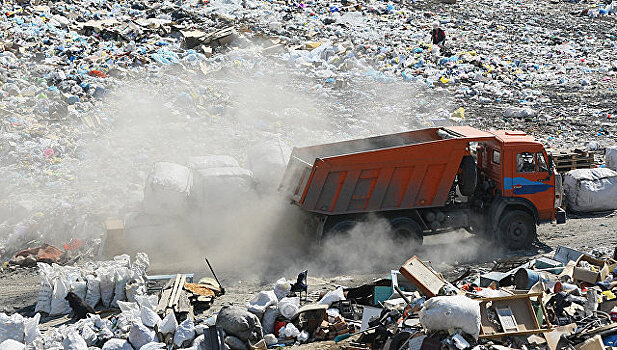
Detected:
left=280, top=126, right=565, bottom=249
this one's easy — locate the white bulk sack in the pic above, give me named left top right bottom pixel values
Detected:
left=564, top=168, right=617, bottom=212
left=418, top=295, right=480, bottom=339
left=605, top=147, right=617, bottom=171
left=143, top=162, right=193, bottom=217
left=190, top=167, right=256, bottom=210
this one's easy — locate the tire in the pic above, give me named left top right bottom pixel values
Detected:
left=324, top=218, right=357, bottom=236
left=497, top=210, right=537, bottom=250
left=458, top=155, right=477, bottom=196
left=389, top=217, right=424, bottom=246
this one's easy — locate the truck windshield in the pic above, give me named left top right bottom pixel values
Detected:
left=537, top=152, right=548, bottom=172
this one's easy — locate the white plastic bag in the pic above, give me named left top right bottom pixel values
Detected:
left=140, top=342, right=165, bottom=350
left=112, top=267, right=132, bottom=308
left=141, top=308, right=162, bottom=328
left=246, top=291, right=278, bottom=316
left=273, top=278, right=291, bottom=300
left=118, top=302, right=141, bottom=323
left=62, top=331, right=88, bottom=350
left=158, top=313, right=178, bottom=335
left=98, top=267, right=116, bottom=308
left=70, top=276, right=88, bottom=301
left=0, top=313, right=24, bottom=343
left=318, top=287, right=345, bottom=306
left=128, top=323, right=156, bottom=350
left=278, top=297, right=300, bottom=319
left=50, top=277, right=72, bottom=315
left=173, top=319, right=196, bottom=348
left=34, top=263, right=53, bottom=314
left=0, top=339, right=25, bottom=350
left=85, top=274, right=101, bottom=309
left=419, top=295, right=480, bottom=339
left=102, top=338, right=133, bottom=350
left=23, top=313, right=41, bottom=344
left=135, top=295, right=158, bottom=311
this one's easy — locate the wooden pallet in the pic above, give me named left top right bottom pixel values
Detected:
left=551, top=150, right=595, bottom=173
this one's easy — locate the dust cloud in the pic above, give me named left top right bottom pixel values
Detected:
left=1, top=44, right=465, bottom=279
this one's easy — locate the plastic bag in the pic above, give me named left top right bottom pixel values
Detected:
left=215, top=306, right=263, bottom=342
left=261, top=306, right=279, bottom=335
left=70, top=277, right=88, bottom=301
left=278, top=297, right=300, bottom=319
left=173, top=318, right=196, bottom=348
left=0, top=313, right=24, bottom=343
left=112, top=267, right=132, bottom=308
left=85, top=274, right=101, bottom=309
left=80, top=325, right=98, bottom=346
left=141, top=307, right=161, bottom=328
left=118, top=302, right=141, bottom=323
left=158, top=313, right=178, bottom=335
left=98, top=267, right=116, bottom=308
left=0, top=339, right=25, bottom=350
left=140, top=342, right=165, bottom=350
left=318, top=287, right=345, bottom=306
left=23, top=313, right=41, bottom=344
left=62, top=331, right=88, bottom=350
left=128, top=323, right=156, bottom=350
left=135, top=295, right=158, bottom=311
left=419, top=295, right=480, bottom=339
left=273, top=278, right=291, bottom=300
left=102, top=338, right=133, bottom=350
left=246, top=291, right=278, bottom=317
left=34, top=263, right=53, bottom=314
left=50, top=277, right=72, bottom=315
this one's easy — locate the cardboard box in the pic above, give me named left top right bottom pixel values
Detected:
left=104, top=218, right=125, bottom=258
left=573, top=255, right=609, bottom=284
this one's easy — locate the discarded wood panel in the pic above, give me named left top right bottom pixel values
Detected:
left=399, top=256, right=445, bottom=298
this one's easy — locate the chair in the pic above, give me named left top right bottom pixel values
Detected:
left=290, top=270, right=308, bottom=302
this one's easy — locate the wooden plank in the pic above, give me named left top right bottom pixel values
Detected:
left=168, top=274, right=181, bottom=309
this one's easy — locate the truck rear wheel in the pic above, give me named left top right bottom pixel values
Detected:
left=389, top=217, right=423, bottom=246
left=324, top=219, right=357, bottom=237
left=497, top=210, right=536, bottom=250
left=458, top=156, right=477, bottom=196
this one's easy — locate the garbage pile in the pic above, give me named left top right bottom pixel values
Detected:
left=2, top=244, right=617, bottom=350
left=2, top=0, right=617, bottom=264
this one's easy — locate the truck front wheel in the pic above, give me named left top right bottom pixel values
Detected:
left=389, top=217, right=424, bottom=247
left=497, top=210, right=536, bottom=250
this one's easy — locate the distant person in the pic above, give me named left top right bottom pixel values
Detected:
left=431, top=22, right=446, bottom=46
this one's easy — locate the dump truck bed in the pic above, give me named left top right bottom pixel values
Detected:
left=280, top=126, right=495, bottom=215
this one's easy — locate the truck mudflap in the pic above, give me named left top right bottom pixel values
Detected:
left=556, top=207, right=566, bottom=224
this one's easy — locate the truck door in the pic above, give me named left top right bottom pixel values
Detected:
left=506, top=150, right=555, bottom=220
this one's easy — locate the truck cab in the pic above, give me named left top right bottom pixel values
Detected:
left=475, top=130, right=565, bottom=247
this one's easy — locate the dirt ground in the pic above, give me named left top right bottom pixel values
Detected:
left=1, top=210, right=616, bottom=332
